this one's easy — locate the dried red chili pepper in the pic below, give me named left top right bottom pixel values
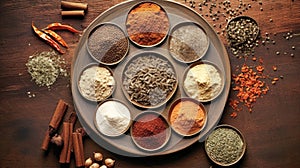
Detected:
left=45, top=23, right=81, bottom=34
left=43, top=29, right=69, bottom=48
left=31, top=22, right=65, bottom=54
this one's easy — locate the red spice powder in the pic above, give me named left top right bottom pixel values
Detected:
left=132, top=113, right=168, bottom=150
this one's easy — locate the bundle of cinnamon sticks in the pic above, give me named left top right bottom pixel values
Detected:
left=61, top=1, right=88, bottom=18
left=41, top=99, right=85, bottom=167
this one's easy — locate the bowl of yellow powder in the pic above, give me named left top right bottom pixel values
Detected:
left=183, top=61, right=224, bottom=102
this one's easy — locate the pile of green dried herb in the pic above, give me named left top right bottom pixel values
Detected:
left=205, top=127, right=245, bottom=166
left=26, top=50, right=68, bottom=88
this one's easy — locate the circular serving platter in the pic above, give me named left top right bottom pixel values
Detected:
left=71, top=0, right=231, bottom=157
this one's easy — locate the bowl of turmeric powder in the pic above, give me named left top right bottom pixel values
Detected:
left=168, top=97, right=207, bottom=137
left=125, top=1, right=170, bottom=47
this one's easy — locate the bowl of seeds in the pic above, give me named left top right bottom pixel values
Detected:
left=125, top=1, right=170, bottom=48
left=168, top=22, right=209, bottom=63
left=183, top=60, right=224, bottom=102
left=77, top=63, right=115, bottom=102
left=122, top=52, right=178, bottom=109
left=87, top=23, right=129, bottom=66
left=226, top=16, right=260, bottom=47
left=204, top=124, right=246, bottom=166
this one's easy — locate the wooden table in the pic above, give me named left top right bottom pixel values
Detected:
left=0, top=0, right=299, bottom=167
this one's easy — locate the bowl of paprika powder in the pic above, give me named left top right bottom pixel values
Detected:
left=131, top=111, right=171, bottom=152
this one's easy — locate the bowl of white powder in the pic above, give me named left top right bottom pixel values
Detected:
left=94, top=99, right=132, bottom=137
left=183, top=61, right=224, bottom=102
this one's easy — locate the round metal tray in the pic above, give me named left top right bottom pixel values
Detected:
left=71, top=0, right=231, bottom=157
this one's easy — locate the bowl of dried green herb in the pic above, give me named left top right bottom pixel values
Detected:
left=204, top=124, right=246, bottom=166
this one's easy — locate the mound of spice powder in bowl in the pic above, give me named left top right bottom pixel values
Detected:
left=78, top=65, right=115, bottom=101
left=122, top=53, right=177, bottom=108
left=169, top=22, right=209, bottom=63
left=183, top=62, right=223, bottom=102
left=94, top=100, right=131, bottom=137
left=126, top=2, right=169, bottom=47
left=87, top=23, right=128, bottom=65
left=131, top=112, right=170, bottom=151
left=169, top=98, right=206, bottom=136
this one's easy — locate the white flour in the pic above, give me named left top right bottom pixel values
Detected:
left=95, top=100, right=131, bottom=136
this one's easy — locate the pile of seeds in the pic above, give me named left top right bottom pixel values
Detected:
left=123, top=54, right=177, bottom=107
left=26, top=50, right=68, bottom=88
left=226, top=16, right=260, bottom=57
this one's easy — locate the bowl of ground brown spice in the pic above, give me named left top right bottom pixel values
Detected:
left=169, top=22, right=209, bottom=63
left=168, top=98, right=207, bottom=136
left=87, top=23, right=129, bottom=65
left=125, top=1, right=170, bottom=47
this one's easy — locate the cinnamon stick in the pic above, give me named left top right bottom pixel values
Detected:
left=41, top=130, right=52, bottom=151
left=61, top=1, right=88, bottom=10
left=59, top=122, right=73, bottom=164
left=68, top=112, right=77, bottom=125
left=72, top=132, right=85, bottom=167
left=49, top=99, right=68, bottom=130
left=41, top=99, right=67, bottom=151
left=61, top=10, right=85, bottom=17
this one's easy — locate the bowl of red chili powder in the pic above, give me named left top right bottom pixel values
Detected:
left=125, top=2, right=170, bottom=47
left=131, top=111, right=171, bottom=152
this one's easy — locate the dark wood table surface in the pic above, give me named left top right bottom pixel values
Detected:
left=0, top=0, right=299, bottom=167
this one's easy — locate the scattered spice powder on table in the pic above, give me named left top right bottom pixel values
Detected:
left=170, top=99, right=206, bottom=136
left=126, top=2, right=169, bottom=46
left=131, top=112, right=169, bottom=150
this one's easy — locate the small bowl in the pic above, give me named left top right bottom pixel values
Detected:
left=94, top=99, right=132, bottom=137
left=168, top=97, right=207, bottom=136
left=204, top=124, right=246, bottom=166
left=77, top=63, right=116, bottom=102
left=182, top=60, right=224, bottom=102
left=226, top=16, right=260, bottom=47
left=125, top=1, right=170, bottom=48
left=121, top=51, right=178, bottom=109
left=130, top=111, right=171, bottom=152
left=168, top=22, right=209, bottom=64
left=87, top=22, right=129, bottom=66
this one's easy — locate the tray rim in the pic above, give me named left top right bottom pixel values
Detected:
left=71, top=0, right=231, bottom=157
